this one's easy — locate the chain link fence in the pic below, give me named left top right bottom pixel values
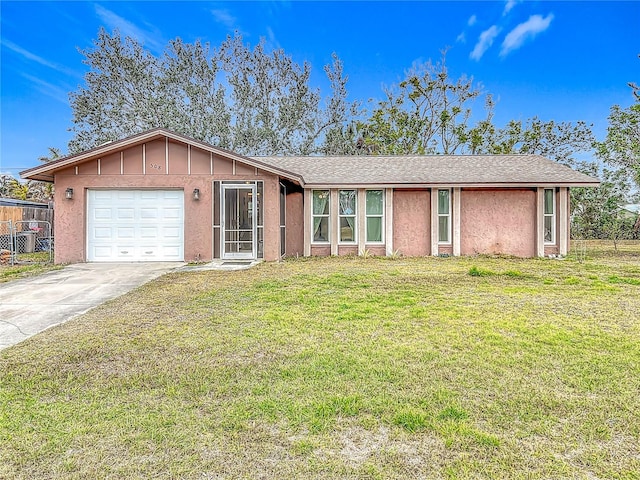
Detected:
left=0, top=220, right=53, bottom=266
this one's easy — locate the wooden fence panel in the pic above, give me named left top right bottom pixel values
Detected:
left=0, top=206, right=54, bottom=235
left=0, top=206, right=23, bottom=223
left=22, top=207, right=53, bottom=225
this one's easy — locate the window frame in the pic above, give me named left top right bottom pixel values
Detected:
left=311, top=190, right=330, bottom=244
left=338, top=189, right=357, bottom=244
left=365, top=189, right=384, bottom=244
left=544, top=188, right=556, bottom=244
left=437, top=189, right=451, bottom=244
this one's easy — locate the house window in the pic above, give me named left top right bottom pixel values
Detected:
left=280, top=182, right=286, bottom=257
left=438, top=189, right=451, bottom=243
left=339, top=190, right=357, bottom=243
left=312, top=190, right=330, bottom=243
left=366, top=190, right=384, bottom=243
left=544, top=188, right=555, bottom=243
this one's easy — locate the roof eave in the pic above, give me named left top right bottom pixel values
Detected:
left=19, top=128, right=305, bottom=185
left=301, top=181, right=600, bottom=189
left=20, top=129, right=167, bottom=180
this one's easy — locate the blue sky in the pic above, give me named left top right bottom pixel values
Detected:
left=1, top=1, right=638, bottom=176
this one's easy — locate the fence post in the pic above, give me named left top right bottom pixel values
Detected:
left=0, top=220, right=15, bottom=265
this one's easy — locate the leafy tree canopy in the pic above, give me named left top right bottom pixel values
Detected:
left=473, top=117, right=595, bottom=167
left=357, top=52, right=493, bottom=155
left=0, top=174, right=53, bottom=202
left=355, top=51, right=594, bottom=166
left=28, top=33, right=640, bottom=240
left=570, top=163, right=635, bottom=240
left=597, top=102, right=640, bottom=187
left=69, top=29, right=358, bottom=156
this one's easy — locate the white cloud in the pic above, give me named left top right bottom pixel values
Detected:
left=456, top=32, right=466, bottom=44
left=211, top=9, right=237, bottom=30
left=3, top=40, right=61, bottom=71
left=94, top=4, right=163, bottom=51
left=470, top=25, right=501, bottom=61
left=500, top=13, right=554, bottom=57
left=21, top=74, right=70, bottom=104
left=467, top=14, right=477, bottom=26
left=1, top=39, right=79, bottom=77
left=503, top=0, right=519, bottom=16
left=265, top=27, right=281, bottom=50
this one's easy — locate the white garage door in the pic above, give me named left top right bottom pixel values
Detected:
left=87, top=190, right=184, bottom=262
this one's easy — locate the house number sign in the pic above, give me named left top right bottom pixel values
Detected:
left=149, top=163, right=162, bottom=171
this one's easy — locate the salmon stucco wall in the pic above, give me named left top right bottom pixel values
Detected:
left=338, top=245, right=358, bottom=256
left=310, top=245, right=331, bottom=257
left=393, top=189, right=431, bottom=256
left=53, top=181, right=84, bottom=265
left=285, top=191, right=304, bottom=257
left=52, top=137, right=285, bottom=264
left=261, top=176, right=281, bottom=261
left=460, top=189, right=536, bottom=257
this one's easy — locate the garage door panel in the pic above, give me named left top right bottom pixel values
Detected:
left=162, top=226, right=181, bottom=237
left=93, top=208, right=113, bottom=220
left=94, top=191, right=114, bottom=201
left=140, top=208, right=159, bottom=219
left=160, top=245, right=183, bottom=259
left=115, top=247, right=136, bottom=259
left=116, top=208, right=135, bottom=220
left=162, top=191, right=183, bottom=200
left=117, top=191, right=136, bottom=201
left=140, top=191, right=160, bottom=200
left=140, top=227, right=158, bottom=238
left=92, top=246, right=115, bottom=260
left=117, top=227, right=135, bottom=239
left=163, top=208, right=181, bottom=219
left=139, top=246, right=159, bottom=258
left=93, top=227, right=112, bottom=239
left=87, top=190, right=184, bottom=262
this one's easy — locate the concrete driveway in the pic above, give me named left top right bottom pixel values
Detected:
left=0, top=262, right=183, bottom=351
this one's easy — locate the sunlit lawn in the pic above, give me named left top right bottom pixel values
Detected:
left=1, top=241, right=639, bottom=479
left=0, top=252, right=59, bottom=283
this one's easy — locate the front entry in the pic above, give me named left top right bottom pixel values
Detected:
left=221, top=184, right=257, bottom=259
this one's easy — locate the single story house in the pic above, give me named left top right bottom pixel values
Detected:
left=21, top=128, right=599, bottom=264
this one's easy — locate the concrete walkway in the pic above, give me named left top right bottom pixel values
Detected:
left=0, top=262, right=183, bottom=351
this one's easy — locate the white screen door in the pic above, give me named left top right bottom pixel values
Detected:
left=221, top=184, right=256, bottom=259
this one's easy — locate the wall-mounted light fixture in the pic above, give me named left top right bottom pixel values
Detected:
left=193, top=188, right=200, bottom=201
left=65, top=188, right=74, bottom=200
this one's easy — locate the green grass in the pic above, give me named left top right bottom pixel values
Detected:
left=1, top=242, right=639, bottom=479
left=0, top=255, right=60, bottom=283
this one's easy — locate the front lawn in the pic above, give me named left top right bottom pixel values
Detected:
left=1, top=244, right=639, bottom=479
left=0, top=252, right=60, bottom=283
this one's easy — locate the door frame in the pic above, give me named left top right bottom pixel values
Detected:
left=220, top=183, right=257, bottom=260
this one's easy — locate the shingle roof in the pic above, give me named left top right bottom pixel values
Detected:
left=251, top=154, right=600, bottom=187
left=20, top=128, right=599, bottom=187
